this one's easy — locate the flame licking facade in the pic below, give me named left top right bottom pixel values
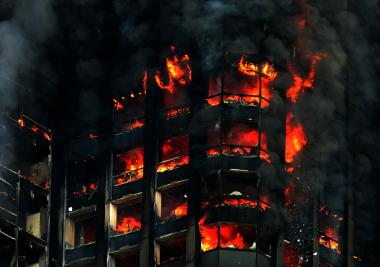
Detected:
left=1, top=0, right=368, bottom=267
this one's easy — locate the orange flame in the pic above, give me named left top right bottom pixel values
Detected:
left=124, top=119, right=145, bottom=132
left=156, top=155, right=189, bottom=173
left=17, top=118, right=25, bottom=127
left=173, top=202, right=188, bottom=217
left=113, top=98, right=124, bottom=110
left=115, top=148, right=144, bottom=185
left=198, top=216, right=218, bottom=252
left=319, top=205, right=344, bottom=222
left=164, top=107, right=191, bottom=120
left=238, top=55, right=278, bottom=80
left=198, top=216, right=255, bottom=252
left=154, top=46, right=192, bottom=94
left=116, top=216, right=142, bottom=234
left=285, top=112, right=307, bottom=164
left=286, top=53, right=326, bottom=103
left=319, top=234, right=341, bottom=254
left=222, top=197, right=270, bottom=211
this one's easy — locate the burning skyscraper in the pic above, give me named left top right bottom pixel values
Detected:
left=0, top=0, right=379, bottom=267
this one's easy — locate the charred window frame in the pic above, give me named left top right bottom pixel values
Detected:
left=155, top=232, right=187, bottom=265
left=112, top=147, right=144, bottom=186
left=67, top=157, right=99, bottom=199
left=205, top=60, right=276, bottom=109
left=198, top=216, right=257, bottom=253
left=110, top=196, right=142, bottom=236
left=155, top=180, right=188, bottom=222
left=65, top=209, right=97, bottom=249
left=157, top=135, right=189, bottom=173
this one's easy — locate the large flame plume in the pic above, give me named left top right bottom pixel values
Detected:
left=154, top=46, right=192, bottom=94
left=285, top=112, right=307, bottom=165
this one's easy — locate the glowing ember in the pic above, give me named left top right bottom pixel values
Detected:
left=319, top=205, right=344, bottom=222
left=285, top=112, right=307, bottom=164
left=284, top=242, right=301, bottom=267
left=88, top=133, right=98, bottom=139
left=116, top=216, right=141, bottom=234
left=222, top=197, right=270, bottom=211
left=113, top=98, right=124, bottom=110
left=286, top=53, right=326, bottom=103
left=173, top=202, right=187, bottom=217
left=17, top=118, right=25, bottom=127
left=164, top=107, right=191, bottom=120
left=319, top=234, right=341, bottom=254
left=154, top=46, right=192, bottom=94
left=123, top=119, right=145, bottom=132
left=72, top=181, right=97, bottom=196
left=115, top=147, right=144, bottom=185
left=143, top=70, right=148, bottom=95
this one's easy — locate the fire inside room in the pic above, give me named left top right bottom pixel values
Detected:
left=0, top=0, right=379, bottom=267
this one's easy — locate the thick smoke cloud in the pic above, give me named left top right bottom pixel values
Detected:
left=0, top=0, right=378, bottom=265
left=0, top=0, right=55, bottom=164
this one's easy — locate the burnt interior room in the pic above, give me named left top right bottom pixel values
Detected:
left=1, top=0, right=380, bottom=267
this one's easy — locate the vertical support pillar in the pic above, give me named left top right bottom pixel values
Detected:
left=95, top=150, right=112, bottom=267
left=48, top=135, right=67, bottom=267
left=271, top=231, right=284, bottom=267
left=312, top=196, right=320, bottom=267
left=140, top=71, right=159, bottom=267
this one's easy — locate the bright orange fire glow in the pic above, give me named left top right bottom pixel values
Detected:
left=115, top=148, right=144, bottom=185
left=113, top=98, right=124, bottom=110
left=156, top=155, right=189, bottom=173
left=143, top=70, right=148, bottom=95
left=116, top=216, right=142, bottom=234
left=88, top=133, right=98, bottom=139
left=286, top=53, right=326, bottom=103
left=173, top=202, right=188, bottom=217
left=319, top=234, right=341, bottom=254
left=238, top=55, right=278, bottom=80
left=285, top=112, right=307, bottom=164
left=164, top=107, right=191, bottom=120
left=207, top=125, right=270, bottom=163
left=198, top=216, right=218, bottom=252
left=319, top=205, right=344, bottom=222
left=157, top=135, right=189, bottom=173
left=17, top=118, right=25, bottom=127
left=198, top=216, right=255, bottom=252
left=154, top=46, right=192, bottom=94
left=123, top=119, right=145, bottom=132
left=72, top=181, right=97, bottom=196
left=222, top=197, right=270, bottom=211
